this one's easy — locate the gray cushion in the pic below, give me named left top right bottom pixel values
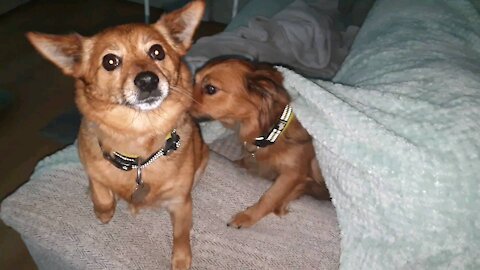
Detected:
left=1, top=145, right=340, bottom=269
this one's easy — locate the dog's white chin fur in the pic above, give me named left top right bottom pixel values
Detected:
left=133, top=98, right=163, bottom=111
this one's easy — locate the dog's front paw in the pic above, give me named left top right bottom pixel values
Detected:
left=227, top=209, right=259, bottom=229
left=172, top=250, right=192, bottom=270
left=94, top=208, right=115, bottom=224
left=273, top=204, right=290, bottom=216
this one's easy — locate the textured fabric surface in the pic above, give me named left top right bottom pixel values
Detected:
left=224, top=0, right=297, bottom=32
left=292, top=0, right=480, bottom=268
left=208, top=132, right=243, bottom=162
left=186, top=0, right=356, bottom=79
left=1, top=146, right=340, bottom=269
left=200, top=0, right=480, bottom=269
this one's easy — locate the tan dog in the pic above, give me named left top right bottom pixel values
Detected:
left=27, top=1, right=208, bottom=269
left=191, top=58, right=329, bottom=228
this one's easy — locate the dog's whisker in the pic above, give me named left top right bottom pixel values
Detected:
left=169, top=85, right=192, bottom=96
left=151, top=105, right=170, bottom=119
left=170, top=87, right=201, bottom=105
left=145, top=113, right=165, bottom=134
left=128, top=109, right=139, bottom=127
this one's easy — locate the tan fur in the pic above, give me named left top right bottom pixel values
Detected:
left=191, top=59, right=329, bottom=228
left=26, top=1, right=208, bottom=269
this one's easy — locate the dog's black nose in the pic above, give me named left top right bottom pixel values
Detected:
left=134, top=71, right=159, bottom=92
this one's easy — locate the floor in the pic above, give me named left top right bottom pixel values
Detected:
left=0, top=1, right=224, bottom=269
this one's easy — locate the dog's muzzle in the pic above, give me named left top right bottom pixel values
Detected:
left=126, top=70, right=170, bottom=111
left=134, top=71, right=161, bottom=100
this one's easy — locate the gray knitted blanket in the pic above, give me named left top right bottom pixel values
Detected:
left=1, top=145, right=340, bottom=269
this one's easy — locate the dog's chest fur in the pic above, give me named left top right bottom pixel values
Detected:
left=79, top=116, right=195, bottom=205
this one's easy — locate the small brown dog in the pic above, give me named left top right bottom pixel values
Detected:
left=191, top=58, right=329, bottom=228
left=27, top=1, right=208, bottom=269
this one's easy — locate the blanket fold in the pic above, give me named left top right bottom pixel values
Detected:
left=186, top=0, right=357, bottom=78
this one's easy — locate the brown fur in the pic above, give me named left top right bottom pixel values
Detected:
left=26, top=1, right=208, bottom=269
left=191, top=59, right=329, bottom=228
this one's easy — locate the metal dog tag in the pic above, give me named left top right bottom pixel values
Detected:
left=130, top=165, right=150, bottom=204
left=131, top=182, right=150, bottom=205
left=135, top=165, right=143, bottom=186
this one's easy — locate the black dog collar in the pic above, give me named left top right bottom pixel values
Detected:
left=253, top=105, right=294, bottom=148
left=100, top=129, right=181, bottom=172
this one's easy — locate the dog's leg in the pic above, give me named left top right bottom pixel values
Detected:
left=273, top=181, right=307, bottom=216
left=89, top=179, right=116, bottom=224
left=168, top=196, right=193, bottom=270
left=307, top=158, right=330, bottom=200
left=193, top=139, right=210, bottom=186
left=228, top=172, right=302, bottom=228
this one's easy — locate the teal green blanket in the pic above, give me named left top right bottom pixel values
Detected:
left=281, top=0, right=480, bottom=268
left=201, top=0, right=480, bottom=268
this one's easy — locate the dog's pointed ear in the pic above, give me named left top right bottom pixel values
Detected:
left=154, top=0, right=205, bottom=54
left=26, top=32, right=83, bottom=76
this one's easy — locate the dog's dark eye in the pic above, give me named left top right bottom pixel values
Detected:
left=102, top=54, right=121, bottom=71
left=204, top=84, right=217, bottom=95
left=148, top=44, right=165, bottom=61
